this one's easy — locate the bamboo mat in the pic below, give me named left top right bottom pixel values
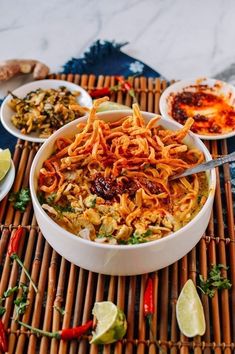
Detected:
left=0, top=74, right=235, bottom=354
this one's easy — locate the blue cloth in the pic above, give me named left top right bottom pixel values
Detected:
left=62, top=40, right=162, bottom=78
left=0, top=98, right=17, bottom=153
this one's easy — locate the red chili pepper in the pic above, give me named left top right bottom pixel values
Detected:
left=0, top=319, right=8, bottom=353
left=115, top=77, right=136, bottom=99
left=144, top=276, right=154, bottom=325
left=90, top=87, right=111, bottom=98
left=60, top=320, right=93, bottom=340
left=144, top=278, right=166, bottom=354
left=7, top=227, right=24, bottom=257
left=17, top=320, right=93, bottom=340
left=116, top=76, right=132, bottom=91
left=7, top=228, right=38, bottom=293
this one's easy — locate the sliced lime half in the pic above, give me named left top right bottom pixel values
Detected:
left=90, top=301, right=127, bottom=344
left=96, top=101, right=131, bottom=112
left=0, top=149, right=11, bottom=181
left=176, top=279, right=206, bottom=337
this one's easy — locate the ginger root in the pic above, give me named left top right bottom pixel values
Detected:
left=0, top=59, right=50, bottom=81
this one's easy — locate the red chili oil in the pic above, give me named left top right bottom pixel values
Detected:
left=170, top=87, right=235, bottom=135
left=91, top=175, right=162, bottom=200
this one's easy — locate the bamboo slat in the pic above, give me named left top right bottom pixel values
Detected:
left=0, top=74, right=234, bottom=354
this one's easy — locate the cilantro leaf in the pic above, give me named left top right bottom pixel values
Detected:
left=37, top=192, right=46, bottom=205
left=128, top=229, right=152, bottom=245
left=84, top=195, right=97, bottom=208
left=1, top=284, right=29, bottom=319
left=46, top=193, right=57, bottom=204
left=142, top=229, right=153, bottom=237
left=4, top=286, right=18, bottom=298
left=54, top=204, right=75, bottom=213
left=53, top=305, right=66, bottom=316
left=14, top=284, right=29, bottom=318
left=15, top=300, right=28, bottom=316
left=9, top=188, right=31, bottom=212
left=0, top=307, right=6, bottom=317
left=97, top=233, right=113, bottom=239
left=198, top=264, right=232, bottom=298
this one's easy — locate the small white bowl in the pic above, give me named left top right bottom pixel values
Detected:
left=30, top=110, right=216, bottom=275
left=0, top=79, right=92, bottom=143
left=0, top=150, right=15, bottom=202
left=159, top=78, right=235, bottom=140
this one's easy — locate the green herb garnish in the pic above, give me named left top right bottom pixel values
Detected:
left=53, top=305, right=66, bottom=316
left=0, top=284, right=29, bottom=319
left=46, top=193, right=57, bottom=203
left=84, top=195, right=97, bottom=208
left=9, top=188, right=31, bottom=212
left=37, top=192, right=46, bottom=205
left=142, top=229, right=153, bottom=237
left=14, top=284, right=29, bottom=317
left=54, top=204, right=75, bottom=213
left=128, top=229, right=153, bottom=245
left=118, top=240, right=128, bottom=245
left=198, top=264, right=232, bottom=298
left=4, top=286, right=18, bottom=298
left=0, top=296, right=6, bottom=317
left=97, top=234, right=112, bottom=239
left=0, top=307, right=6, bottom=317
left=89, top=198, right=96, bottom=208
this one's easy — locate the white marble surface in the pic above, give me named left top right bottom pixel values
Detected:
left=1, top=0, right=235, bottom=96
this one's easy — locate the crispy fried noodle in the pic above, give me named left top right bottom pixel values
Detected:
left=38, top=97, right=208, bottom=245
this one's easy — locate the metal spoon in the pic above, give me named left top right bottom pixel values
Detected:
left=170, top=151, right=235, bottom=180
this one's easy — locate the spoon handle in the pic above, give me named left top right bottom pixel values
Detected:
left=170, top=151, right=235, bottom=180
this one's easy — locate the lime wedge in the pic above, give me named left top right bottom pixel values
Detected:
left=0, top=149, right=11, bottom=182
left=96, top=101, right=131, bottom=112
left=90, top=301, right=127, bottom=344
left=176, top=279, right=206, bottom=337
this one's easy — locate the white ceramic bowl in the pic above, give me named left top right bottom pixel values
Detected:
left=159, top=78, right=235, bottom=140
left=1, top=79, right=92, bottom=143
left=30, top=110, right=216, bottom=275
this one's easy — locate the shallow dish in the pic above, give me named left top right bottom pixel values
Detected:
left=0, top=153, right=15, bottom=202
left=1, top=79, right=92, bottom=143
left=159, top=78, right=235, bottom=140
left=30, top=110, right=216, bottom=275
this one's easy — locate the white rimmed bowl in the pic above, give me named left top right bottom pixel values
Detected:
left=30, top=110, right=216, bottom=275
left=0, top=150, right=15, bottom=202
left=1, top=79, right=92, bottom=143
left=159, top=78, right=235, bottom=140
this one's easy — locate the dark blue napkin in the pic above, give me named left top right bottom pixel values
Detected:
left=0, top=99, right=17, bottom=152
left=63, top=40, right=162, bottom=78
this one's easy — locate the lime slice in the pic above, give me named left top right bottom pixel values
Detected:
left=90, top=301, right=127, bottom=344
left=96, top=101, right=131, bottom=112
left=176, top=279, right=206, bottom=337
left=0, top=149, right=11, bottom=182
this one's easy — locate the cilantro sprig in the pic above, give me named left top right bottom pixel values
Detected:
left=0, top=306, right=5, bottom=317
left=9, top=188, right=31, bottom=212
left=0, top=284, right=29, bottom=319
left=198, top=264, right=232, bottom=298
left=4, top=286, right=18, bottom=298
left=14, top=284, right=29, bottom=317
left=128, top=229, right=153, bottom=245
